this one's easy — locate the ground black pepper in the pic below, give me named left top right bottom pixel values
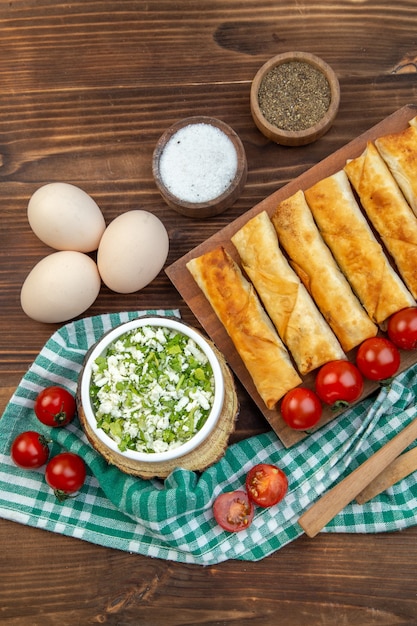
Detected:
left=257, top=61, right=331, bottom=131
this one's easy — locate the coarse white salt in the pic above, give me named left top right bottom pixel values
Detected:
left=159, top=122, right=238, bottom=203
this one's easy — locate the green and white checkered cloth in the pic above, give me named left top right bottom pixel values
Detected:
left=1, top=309, right=417, bottom=565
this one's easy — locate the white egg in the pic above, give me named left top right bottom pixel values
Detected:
left=97, top=210, right=169, bottom=293
left=20, top=251, right=101, bottom=323
left=27, top=182, right=106, bottom=252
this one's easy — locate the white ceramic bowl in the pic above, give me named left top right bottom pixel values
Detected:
left=79, top=317, right=225, bottom=464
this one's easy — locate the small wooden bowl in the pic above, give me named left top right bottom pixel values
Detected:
left=250, top=52, right=340, bottom=146
left=152, top=116, right=247, bottom=218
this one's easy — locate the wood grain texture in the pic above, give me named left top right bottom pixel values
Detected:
left=1, top=1, right=417, bottom=624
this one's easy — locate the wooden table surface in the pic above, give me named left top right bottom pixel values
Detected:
left=1, top=1, right=417, bottom=624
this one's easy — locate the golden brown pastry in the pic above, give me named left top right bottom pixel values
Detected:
left=375, top=122, right=417, bottom=216
left=305, top=169, right=415, bottom=323
left=231, top=210, right=346, bottom=375
left=272, top=190, right=378, bottom=352
left=345, top=141, right=417, bottom=300
left=186, top=246, right=302, bottom=409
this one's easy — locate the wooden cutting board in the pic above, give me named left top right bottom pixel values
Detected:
left=166, top=104, right=417, bottom=447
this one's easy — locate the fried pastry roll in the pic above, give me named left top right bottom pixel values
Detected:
left=305, top=169, right=414, bottom=323
left=231, top=210, right=345, bottom=375
left=375, top=122, right=417, bottom=216
left=186, top=246, right=302, bottom=409
left=272, top=190, right=378, bottom=352
left=344, top=141, right=417, bottom=300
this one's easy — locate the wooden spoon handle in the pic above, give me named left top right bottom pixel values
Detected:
left=355, top=446, right=417, bottom=504
left=298, top=417, right=417, bottom=538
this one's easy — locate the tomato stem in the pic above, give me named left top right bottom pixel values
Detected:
left=331, top=400, right=350, bottom=411
left=38, top=434, right=52, bottom=446
left=52, top=402, right=70, bottom=425
left=379, top=377, right=394, bottom=388
left=53, top=489, right=76, bottom=503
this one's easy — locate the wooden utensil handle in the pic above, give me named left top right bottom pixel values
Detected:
left=298, top=417, right=417, bottom=538
left=355, top=446, right=417, bottom=504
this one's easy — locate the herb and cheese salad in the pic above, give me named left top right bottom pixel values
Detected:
left=89, top=324, right=216, bottom=454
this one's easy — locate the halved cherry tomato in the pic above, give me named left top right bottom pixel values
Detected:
left=213, top=490, right=254, bottom=532
left=388, top=307, right=417, bottom=350
left=246, top=463, right=288, bottom=508
left=315, top=360, right=364, bottom=407
left=356, top=337, right=400, bottom=381
left=10, top=431, right=50, bottom=469
left=45, top=452, right=86, bottom=501
left=34, top=386, right=76, bottom=428
left=281, top=387, right=322, bottom=430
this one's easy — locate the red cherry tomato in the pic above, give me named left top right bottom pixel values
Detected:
left=45, top=452, right=86, bottom=501
left=356, top=337, right=400, bottom=381
left=245, top=463, right=288, bottom=508
left=34, top=386, right=76, bottom=427
left=281, top=387, right=322, bottom=430
left=388, top=307, right=417, bottom=350
left=10, top=431, right=50, bottom=469
left=213, top=490, right=254, bottom=532
left=315, top=360, right=364, bottom=407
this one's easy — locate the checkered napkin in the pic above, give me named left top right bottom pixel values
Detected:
left=1, top=310, right=417, bottom=565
